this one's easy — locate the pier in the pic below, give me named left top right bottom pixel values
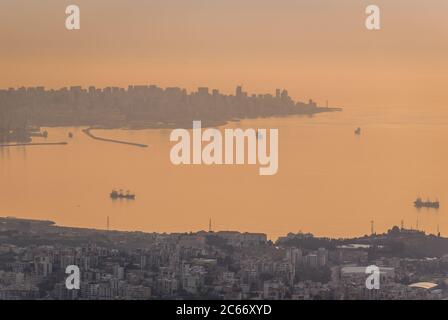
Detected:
left=82, top=128, right=148, bottom=148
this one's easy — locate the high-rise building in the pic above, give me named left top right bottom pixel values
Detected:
left=317, top=248, right=328, bottom=267
left=197, top=87, right=209, bottom=96
left=236, top=86, right=242, bottom=97
left=276, top=89, right=281, bottom=99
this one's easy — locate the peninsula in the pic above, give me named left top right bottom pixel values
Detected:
left=0, top=85, right=342, bottom=143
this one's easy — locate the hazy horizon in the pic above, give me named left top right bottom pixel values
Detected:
left=1, top=0, right=448, bottom=109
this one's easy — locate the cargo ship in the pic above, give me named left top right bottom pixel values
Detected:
left=414, top=198, right=439, bottom=209
left=110, top=190, right=136, bottom=200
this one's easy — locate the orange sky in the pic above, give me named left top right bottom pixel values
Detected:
left=1, top=0, right=447, bottom=109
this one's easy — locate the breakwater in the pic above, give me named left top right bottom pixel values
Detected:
left=82, top=128, right=148, bottom=148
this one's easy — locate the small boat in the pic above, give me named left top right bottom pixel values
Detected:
left=354, top=127, right=361, bottom=135
left=68, top=132, right=73, bottom=138
left=29, top=129, right=49, bottom=138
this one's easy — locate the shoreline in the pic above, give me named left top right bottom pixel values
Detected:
left=0, top=215, right=445, bottom=246
left=30, top=108, right=342, bottom=131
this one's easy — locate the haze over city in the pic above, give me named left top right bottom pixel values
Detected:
left=1, top=0, right=447, bottom=109
left=1, top=0, right=448, bottom=302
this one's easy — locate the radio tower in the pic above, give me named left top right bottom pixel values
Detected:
left=371, top=220, right=374, bottom=235
left=209, top=218, right=212, bottom=233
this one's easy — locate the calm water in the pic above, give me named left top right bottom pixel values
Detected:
left=1, top=106, right=448, bottom=239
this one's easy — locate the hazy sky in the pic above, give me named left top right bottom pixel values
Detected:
left=1, top=0, right=447, bottom=108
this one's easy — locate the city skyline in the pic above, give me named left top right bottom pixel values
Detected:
left=0, top=83, right=339, bottom=134
left=0, top=216, right=447, bottom=300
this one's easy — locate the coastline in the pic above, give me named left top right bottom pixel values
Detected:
left=0, top=107, right=342, bottom=147
left=1, top=215, right=447, bottom=258
left=29, top=107, right=343, bottom=131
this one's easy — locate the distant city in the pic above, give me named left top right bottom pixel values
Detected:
left=0, top=217, right=447, bottom=300
left=0, top=85, right=341, bottom=144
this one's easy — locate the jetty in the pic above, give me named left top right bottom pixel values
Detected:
left=0, top=142, right=68, bottom=147
left=82, top=128, right=148, bottom=148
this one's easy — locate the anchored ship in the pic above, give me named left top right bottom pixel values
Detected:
left=110, top=189, right=136, bottom=200
left=414, top=198, right=439, bottom=209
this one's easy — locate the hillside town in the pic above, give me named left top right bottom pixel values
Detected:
left=0, top=217, right=447, bottom=300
